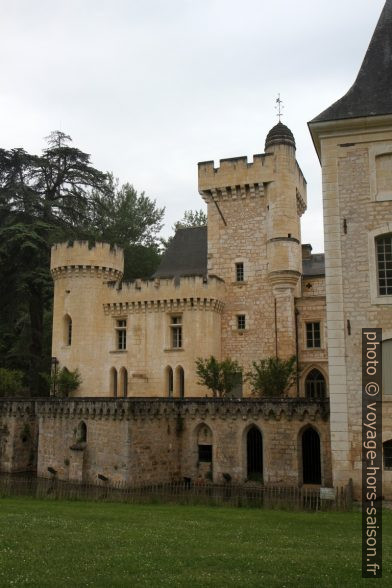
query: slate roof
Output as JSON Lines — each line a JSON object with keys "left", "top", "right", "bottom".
{"left": 311, "top": 1, "right": 392, "bottom": 123}
{"left": 153, "top": 226, "right": 208, "bottom": 278}
{"left": 302, "top": 254, "right": 325, "bottom": 277}
{"left": 265, "top": 122, "right": 296, "bottom": 150}
{"left": 153, "top": 227, "right": 325, "bottom": 279}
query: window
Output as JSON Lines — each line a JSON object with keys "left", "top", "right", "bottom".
{"left": 170, "top": 315, "right": 182, "bottom": 348}
{"left": 176, "top": 366, "right": 185, "bottom": 398}
{"left": 305, "top": 369, "right": 326, "bottom": 399}
{"left": 384, "top": 440, "right": 392, "bottom": 470}
{"left": 64, "top": 315, "right": 72, "bottom": 346}
{"left": 110, "top": 368, "right": 118, "bottom": 398}
{"left": 306, "top": 322, "right": 321, "bottom": 348}
{"left": 77, "top": 421, "right": 87, "bottom": 443}
{"left": 198, "top": 444, "right": 212, "bottom": 463}
{"left": 237, "top": 315, "right": 246, "bottom": 330}
{"left": 120, "top": 367, "right": 128, "bottom": 397}
{"left": 116, "top": 319, "right": 127, "bottom": 350}
{"left": 166, "top": 367, "right": 173, "bottom": 397}
{"left": 377, "top": 235, "right": 392, "bottom": 296}
{"left": 235, "top": 262, "right": 244, "bottom": 282}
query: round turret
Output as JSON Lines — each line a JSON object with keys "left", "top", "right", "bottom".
{"left": 265, "top": 122, "right": 296, "bottom": 151}
{"left": 51, "top": 241, "right": 124, "bottom": 281}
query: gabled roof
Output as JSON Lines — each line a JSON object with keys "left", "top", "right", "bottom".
{"left": 311, "top": 1, "right": 392, "bottom": 123}
{"left": 153, "top": 226, "right": 207, "bottom": 279}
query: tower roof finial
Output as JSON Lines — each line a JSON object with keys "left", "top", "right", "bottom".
{"left": 275, "top": 93, "right": 284, "bottom": 122}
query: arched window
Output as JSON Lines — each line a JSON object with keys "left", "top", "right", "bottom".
{"left": 305, "top": 369, "right": 326, "bottom": 399}
{"left": 302, "top": 427, "right": 321, "bottom": 484}
{"left": 120, "top": 368, "right": 128, "bottom": 398}
{"left": 110, "top": 368, "right": 118, "bottom": 398}
{"left": 166, "top": 366, "right": 174, "bottom": 397}
{"left": 246, "top": 426, "right": 263, "bottom": 481}
{"left": 64, "top": 315, "right": 72, "bottom": 346}
{"left": 382, "top": 339, "right": 392, "bottom": 395}
{"left": 77, "top": 421, "right": 87, "bottom": 443}
{"left": 175, "top": 366, "right": 185, "bottom": 398}
{"left": 383, "top": 440, "right": 392, "bottom": 470}
{"left": 376, "top": 234, "right": 392, "bottom": 296}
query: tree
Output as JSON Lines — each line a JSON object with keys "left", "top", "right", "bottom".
{"left": 89, "top": 177, "right": 164, "bottom": 280}
{"left": 173, "top": 209, "right": 207, "bottom": 232}
{"left": 162, "top": 209, "right": 207, "bottom": 250}
{"left": 0, "top": 368, "right": 24, "bottom": 397}
{"left": 196, "top": 356, "right": 242, "bottom": 398}
{"left": 247, "top": 356, "right": 297, "bottom": 398}
{"left": 0, "top": 131, "right": 165, "bottom": 394}
{"left": 44, "top": 366, "right": 82, "bottom": 397}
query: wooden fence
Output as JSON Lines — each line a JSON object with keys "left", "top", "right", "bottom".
{"left": 0, "top": 474, "right": 353, "bottom": 511}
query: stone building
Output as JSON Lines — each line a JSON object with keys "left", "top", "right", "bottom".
{"left": 308, "top": 0, "right": 392, "bottom": 496}
{"left": 1, "top": 1, "right": 392, "bottom": 498}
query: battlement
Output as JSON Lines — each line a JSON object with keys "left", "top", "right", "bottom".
{"left": 104, "top": 275, "right": 226, "bottom": 314}
{"left": 50, "top": 241, "right": 124, "bottom": 276}
{"left": 198, "top": 154, "right": 274, "bottom": 198}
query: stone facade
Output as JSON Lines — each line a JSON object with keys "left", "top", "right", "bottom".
{"left": 0, "top": 398, "right": 332, "bottom": 488}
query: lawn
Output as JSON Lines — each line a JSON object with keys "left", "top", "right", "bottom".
{"left": 0, "top": 498, "right": 390, "bottom": 587}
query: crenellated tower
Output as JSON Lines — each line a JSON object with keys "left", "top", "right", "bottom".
{"left": 198, "top": 122, "right": 307, "bottom": 387}
{"left": 50, "top": 242, "right": 124, "bottom": 396}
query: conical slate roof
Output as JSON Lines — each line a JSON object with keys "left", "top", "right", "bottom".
{"left": 311, "top": 1, "right": 392, "bottom": 123}
{"left": 265, "top": 122, "right": 296, "bottom": 150}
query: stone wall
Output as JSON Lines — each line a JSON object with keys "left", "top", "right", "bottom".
{"left": 0, "top": 401, "right": 38, "bottom": 473}
{"left": 0, "top": 398, "right": 332, "bottom": 489}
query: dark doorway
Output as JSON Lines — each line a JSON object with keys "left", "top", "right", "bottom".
{"left": 247, "top": 426, "right": 263, "bottom": 481}
{"left": 302, "top": 427, "right": 321, "bottom": 484}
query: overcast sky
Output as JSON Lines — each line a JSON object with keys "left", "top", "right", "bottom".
{"left": 0, "top": 0, "right": 386, "bottom": 251}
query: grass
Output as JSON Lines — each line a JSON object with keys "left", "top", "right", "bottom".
{"left": 0, "top": 498, "right": 390, "bottom": 587}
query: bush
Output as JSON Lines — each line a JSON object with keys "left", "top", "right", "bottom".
{"left": 195, "top": 356, "right": 242, "bottom": 398}
{"left": 43, "top": 366, "right": 82, "bottom": 397}
{"left": 0, "top": 368, "right": 24, "bottom": 397}
{"left": 247, "top": 356, "right": 297, "bottom": 398}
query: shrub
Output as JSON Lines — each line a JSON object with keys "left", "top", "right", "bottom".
{"left": 247, "top": 356, "right": 297, "bottom": 398}
{"left": 195, "top": 356, "right": 242, "bottom": 398}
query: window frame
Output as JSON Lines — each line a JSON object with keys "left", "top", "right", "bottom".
{"left": 235, "top": 262, "right": 245, "bottom": 282}
{"left": 376, "top": 234, "right": 392, "bottom": 297}
{"left": 306, "top": 322, "right": 321, "bottom": 349}
{"left": 369, "top": 226, "right": 392, "bottom": 305}
{"left": 170, "top": 315, "right": 183, "bottom": 349}
{"left": 115, "top": 319, "right": 127, "bottom": 351}
{"left": 237, "top": 314, "right": 246, "bottom": 331}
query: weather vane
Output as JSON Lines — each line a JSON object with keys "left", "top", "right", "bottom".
{"left": 275, "top": 94, "right": 284, "bottom": 122}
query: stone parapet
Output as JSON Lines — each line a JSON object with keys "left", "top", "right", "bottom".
{"left": 51, "top": 241, "right": 124, "bottom": 279}
{"left": 23, "top": 397, "right": 330, "bottom": 422}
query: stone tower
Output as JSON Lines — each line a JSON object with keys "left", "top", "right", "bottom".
{"left": 51, "top": 242, "right": 124, "bottom": 395}
{"left": 198, "top": 123, "right": 307, "bottom": 386}
{"left": 309, "top": 0, "right": 392, "bottom": 494}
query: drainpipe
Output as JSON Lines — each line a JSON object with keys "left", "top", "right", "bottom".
{"left": 295, "top": 306, "right": 300, "bottom": 397}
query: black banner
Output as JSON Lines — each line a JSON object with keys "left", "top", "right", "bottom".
{"left": 362, "top": 328, "right": 382, "bottom": 578}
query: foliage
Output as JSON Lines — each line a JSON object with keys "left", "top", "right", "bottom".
{"left": 162, "top": 209, "right": 207, "bottom": 250}
{"left": 195, "top": 356, "right": 242, "bottom": 398}
{"left": 44, "top": 366, "right": 82, "bottom": 398}
{"left": 173, "top": 209, "right": 207, "bottom": 232}
{"left": 0, "top": 368, "right": 24, "bottom": 397}
{"left": 0, "top": 132, "right": 164, "bottom": 393}
{"left": 247, "top": 356, "right": 297, "bottom": 397}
